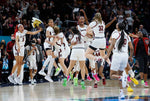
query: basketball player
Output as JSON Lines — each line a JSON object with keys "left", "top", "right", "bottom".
{"left": 26, "top": 40, "right": 39, "bottom": 85}
{"left": 52, "top": 26, "right": 70, "bottom": 77}
{"left": 63, "top": 28, "right": 86, "bottom": 89}
{"left": 104, "top": 23, "right": 134, "bottom": 99}
{"left": 38, "top": 19, "right": 56, "bottom": 82}
{"left": 8, "top": 24, "right": 42, "bottom": 84}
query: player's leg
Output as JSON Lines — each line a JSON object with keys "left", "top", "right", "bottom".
{"left": 39, "top": 49, "right": 52, "bottom": 76}
{"left": 79, "top": 60, "right": 86, "bottom": 89}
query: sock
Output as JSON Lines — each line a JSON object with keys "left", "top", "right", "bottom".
{"left": 92, "top": 70, "right": 96, "bottom": 75}
{"left": 128, "top": 69, "right": 135, "bottom": 78}
{"left": 87, "top": 74, "right": 89, "bottom": 77}
{"left": 120, "top": 89, "right": 123, "bottom": 93}
{"left": 43, "top": 55, "right": 51, "bottom": 67}
{"left": 102, "top": 77, "right": 105, "bottom": 79}
{"left": 47, "top": 57, "right": 54, "bottom": 75}
{"left": 95, "top": 80, "right": 97, "bottom": 84}
{"left": 82, "top": 79, "right": 84, "bottom": 82}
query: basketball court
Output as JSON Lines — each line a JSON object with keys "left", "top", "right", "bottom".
{"left": 0, "top": 80, "right": 149, "bottom": 101}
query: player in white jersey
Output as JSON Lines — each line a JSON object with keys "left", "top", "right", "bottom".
{"left": 8, "top": 24, "right": 42, "bottom": 84}
{"left": 104, "top": 23, "right": 134, "bottom": 99}
{"left": 52, "top": 26, "right": 70, "bottom": 76}
{"left": 38, "top": 19, "right": 55, "bottom": 82}
{"left": 63, "top": 28, "right": 86, "bottom": 89}
{"left": 26, "top": 40, "right": 39, "bottom": 85}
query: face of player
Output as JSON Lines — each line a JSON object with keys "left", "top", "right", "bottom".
{"left": 48, "top": 20, "right": 54, "bottom": 27}
{"left": 79, "top": 17, "right": 85, "bottom": 26}
{"left": 116, "top": 23, "right": 119, "bottom": 30}
{"left": 18, "top": 25, "right": 24, "bottom": 33}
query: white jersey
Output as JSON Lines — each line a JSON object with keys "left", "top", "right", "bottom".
{"left": 26, "top": 46, "right": 39, "bottom": 59}
{"left": 45, "top": 26, "right": 55, "bottom": 42}
{"left": 77, "top": 25, "right": 93, "bottom": 49}
{"left": 55, "top": 32, "right": 69, "bottom": 51}
{"left": 89, "top": 21, "right": 105, "bottom": 37}
{"left": 71, "top": 34, "right": 84, "bottom": 49}
{"left": 111, "top": 30, "right": 131, "bottom": 53}
{"left": 15, "top": 30, "right": 27, "bottom": 47}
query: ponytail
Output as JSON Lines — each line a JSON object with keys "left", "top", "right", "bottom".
{"left": 14, "top": 25, "right": 18, "bottom": 38}
{"left": 118, "top": 30, "right": 124, "bottom": 51}
{"left": 117, "top": 23, "right": 125, "bottom": 51}
{"left": 93, "top": 13, "right": 102, "bottom": 24}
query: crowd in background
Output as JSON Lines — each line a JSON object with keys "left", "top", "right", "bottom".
{"left": 0, "top": 0, "right": 150, "bottom": 84}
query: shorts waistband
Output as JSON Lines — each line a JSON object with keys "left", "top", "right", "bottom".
{"left": 94, "top": 37, "right": 104, "bottom": 39}
{"left": 72, "top": 47, "right": 85, "bottom": 49}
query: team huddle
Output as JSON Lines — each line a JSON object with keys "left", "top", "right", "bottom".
{"left": 7, "top": 12, "right": 139, "bottom": 99}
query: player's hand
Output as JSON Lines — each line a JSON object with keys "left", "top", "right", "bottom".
{"left": 104, "top": 55, "right": 109, "bottom": 60}
{"left": 80, "top": 9, "right": 85, "bottom": 13}
{"left": 39, "top": 27, "right": 43, "bottom": 31}
{"left": 113, "top": 17, "right": 117, "bottom": 20}
{"left": 129, "top": 56, "right": 133, "bottom": 62}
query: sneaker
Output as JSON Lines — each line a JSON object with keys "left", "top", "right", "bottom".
{"left": 87, "top": 76, "right": 92, "bottom": 81}
{"left": 127, "top": 76, "right": 131, "bottom": 82}
{"left": 31, "top": 79, "right": 34, "bottom": 85}
{"left": 38, "top": 70, "right": 46, "bottom": 76}
{"left": 93, "top": 74, "right": 100, "bottom": 82}
{"left": 70, "top": 72, "right": 73, "bottom": 80}
{"left": 141, "top": 80, "right": 144, "bottom": 85}
{"left": 144, "top": 82, "right": 149, "bottom": 88}
{"left": 127, "top": 85, "right": 133, "bottom": 92}
{"left": 119, "top": 92, "right": 125, "bottom": 99}
{"left": 80, "top": 81, "right": 85, "bottom": 90}
{"left": 122, "top": 71, "right": 127, "bottom": 88}
{"left": 44, "top": 75, "right": 53, "bottom": 82}
{"left": 102, "top": 78, "right": 106, "bottom": 85}
{"left": 94, "top": 83, "right": 98, "bottom": 88}
{"left": 54, "top": 67, "right": 61, "bottom": 76}
{"left": 14, "top": 76, "right": 22, "bottom": 85}
{"left": 8, "top": 75, "right": 16, "bottom": 84}
{"left": 62, "top": 78, "right": 67, "bottom": 87}
{"left": 130, "top": 77, "right": 139, "bottom": 85}
{"left": 73, "top": 77, "right": 78, "bottom": 86}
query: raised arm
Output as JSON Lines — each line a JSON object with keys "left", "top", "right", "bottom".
{"left": 105, "top": 17, "right": 117, "bottom": 29}
{"left": 26, "top": 28, "right": 42, "bottom": 35}
{"left": 80, "top": 9, "right": 89, "bottom": 25}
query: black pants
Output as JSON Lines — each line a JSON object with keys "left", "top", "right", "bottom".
{"left": 8, "top": 59, "right": 14, "bottom": 75}
{"left": 137, "top": 56, "right": 148, "bottom": 74}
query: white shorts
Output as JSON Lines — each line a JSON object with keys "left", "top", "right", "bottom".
{"left": 70, "top": 49, "right": 85, "bottom": 61}
{"left": 111, "top": 53, "right": 128, "bottom": 71}
{"left": 13, "top": 45, "right": 25, "bottom": 56}
{"left": 90, "top": 38, "right": 106, "bottom": 50}
{"left": 61, "top": 47, "right": 70, "bottom": 58}
{"left": 44, "top": 42, "right": 52, "bottom": 50}
{"left": 27, "top": 58, "right": 37, "bottom": 70}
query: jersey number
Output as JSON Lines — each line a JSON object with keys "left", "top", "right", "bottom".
{"left": 99, "top": 26, "right": 103, "bottom": 31}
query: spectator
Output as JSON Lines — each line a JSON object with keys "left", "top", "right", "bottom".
{"left": 55, "top": 14, "right": 62, "bottom": 28}
{"left": 126, "top": 14, "right": 134, "bottom": 32}
{"left": 6, "top": 34, "right": 15, "bottom": 75}
{"left": 33, "top": 5, "right": 40, "bottom": 19}
{"left": 133, "top": 31, "right": 149, "bottom": 87}
{"left": 0, "top": 40, "right": 6, "bottom": 83}
{"left": 139, "top": 25, "right": 148, "bottom": 37}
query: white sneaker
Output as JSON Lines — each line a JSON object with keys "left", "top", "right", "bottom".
{"left": 119, "top": 92, "right": 125, "bottom": 99}
{"left": 14, "top": 76, "right": 22, "bottom": 85}
{"left": 8, "top": 75, "right": 16, "bottom": 84}
{"left": 31, "top": 79, "right": 35, "bottom": 85}
{"left": 44, "top": 75, "right": 53, "bottom": 82}
{"left": 122, "top": 71, "right": 127, "bottom": 88}
{"left": 38, "top": 70, "right": 46, "bottom": 76}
